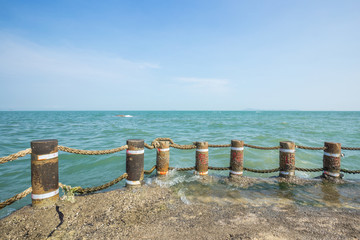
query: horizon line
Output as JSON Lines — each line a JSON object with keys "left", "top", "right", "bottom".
{"left": 1, "top": 109, "right": 359, "bottom": 112}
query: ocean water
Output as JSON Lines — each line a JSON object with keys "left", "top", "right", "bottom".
{"left": 1, "top": 111, "right": 360, "bottom": 218}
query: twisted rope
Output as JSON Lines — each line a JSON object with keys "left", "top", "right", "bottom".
{"left": 145, "top": 138, "right": 175, "bottom": 149}
{"left": 244, "top": 167, "right": 280, "bottom": 173}
{"left": 1, "top": 138, "right": 359, "bottom": 168}
{"left": 208, "top": 144, "right": 231, "bottom": 148}
{"left": 296, "top": 145, "right": 326, "bottom": 150}
{"left": 341, "top": 169, "right": 360, "bottom": 174}
{"left": 0, "top": 187, "right": 32, "bottom": 210}
{"left": 2, "top": 167, "right": 359, "bottom": 209}
{"left": 168, "top": 166, "right": 196, "bottom": 171}
{"left": 152, "top": 138, "right": 174, "bottom": 144}
{"left": 58, "top": 145, "right": 128, "bottom": 155}
{"left": 59, "top": 173, "right": 128, "bottom": 194}
{"left": 167, "top": 166, "right": 281, "bottom": 173}
{"left": 244, "top": 144, "right": 280, "bottom": 150}
{"left": 0, "top": 148, "right": 31, "bottom": 164}
{"left": 144, "top": 143, "right": 155, "bottom": 149}
{"left": 208, "top": 166, "right": 230, "bottom": 170}
{"left": 341, "top": 147, "right": 360, "bottom": 150}
{"left": 169, "top": 144, "right": 196, "bottom": 149}
{"left": 144, "top": 165, "right": 156, "bottom": 174}
{"left": 295, "top": 167, "right": 323, "bottom": 172}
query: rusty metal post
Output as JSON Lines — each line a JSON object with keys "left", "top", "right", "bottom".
{"left": 229, "top": 140, "right": 244, "bottom": 177}
{"left": 31, "top": 139, "right": 59, "bottom": 207}
{"left": 156, "top": 141, "right": 170, "bottom": 175}
{"left": 195, "top": 142, "right": 208, "bottom": 175}
{"left": 279, "top": 141, "right": 295, "bottom": 178}
{"left": 322, "top": 142, "right": 341, "bottom": 179}
{"left": 126, "top": 139, "right": 144, "bottom": 186}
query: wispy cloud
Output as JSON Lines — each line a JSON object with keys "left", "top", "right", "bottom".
{"left": 177, "top": 77, "right": 231, "bottom": 94}
{"left": 0, "top": 33, "right": 160, "bottom": 84}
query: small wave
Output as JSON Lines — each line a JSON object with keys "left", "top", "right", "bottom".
{"left": 149, "top": 170, "right": 199, "bottom": 188}
{"left": 178, "top": 189, "right": 191, "bottom": 205}
{"left": 115, "top": 115, "right": 133, "bottom": 118}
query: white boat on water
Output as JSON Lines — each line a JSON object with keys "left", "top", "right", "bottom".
{"left": 116, "top": 114, "right": 133, "bottom": 117}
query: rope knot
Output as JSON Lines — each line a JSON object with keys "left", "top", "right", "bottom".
{"left": 152, "top": 141, "right": 161, "bottom": 148}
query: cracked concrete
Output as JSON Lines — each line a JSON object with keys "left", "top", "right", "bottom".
{"left": 1, "top": 182, "right": 360, "bottom": 239}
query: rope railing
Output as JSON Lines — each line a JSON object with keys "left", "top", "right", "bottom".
{"left": 59, "top": 172, "right": 128, "bottom": 195}
{"left": 243, "top": 144, "right": 280, "bottom": 150}
{"left": 0, "top": 148, "right": 31, "bottom": 164}
{"left": 144, "top": 143, "right": 155, "bottom": 149}
{"left": 169, "top": 144, "right": 196, "bottom": 149}
{"left": 244, "top": 167, "right": 280, "bottom": 173}
{"left": 208, "top": 166, "right": 230, "bottom": 170}
{"left": 2, "top": 163, "right": 360, "bottom": 210}
{"left": 1, "top": 138, "right": 360, "bottom": 210}
{"left": 340, "top": 169, "right": 360, "bottom": 174}
{"left": 341, "top": 147, "right": 360, "bottom": 150}
{"left": 208, "top": 144, "right": 231, "bottom": 148}
{"left": 295, "top": 167, "right": 324, "bottom": 172}
{"left": 0, "top": 187, "right": 32, "bottom": 210}
{"left": 144, "top": 165, "right": 157, "bottom": 174}
{"left": 1, "top": 165, "right": 155, "bottom": 209}
{"left": 2, "top": 138, "right": 360, "bottom": 165}
{"left": 296, "top": 145, "right": 326, "bottom": 150}
{"left": 58, "top": 145, "right": 128, "bottom": 155}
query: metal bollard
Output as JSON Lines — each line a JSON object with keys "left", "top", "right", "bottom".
{"left": 156, "top": 141, "right": 170, "bottom": 175}
{"left": 229, "top": 140, "right": 244, "bottom": 177}
{"left": 126, "top": 139, "right": 144, "bottom": 186}
{"left": 31, "top": 139, "right": 59, "bottom": 207}
{"left": 195, "top": 142, "right": 208, "bottom": 175}
{"left": 323, "top": 142, "right": 341, "bottom": 179}
{"left": 279, "top": 141, "right": 296, "bottom": 178}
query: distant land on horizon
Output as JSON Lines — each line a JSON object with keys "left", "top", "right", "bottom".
{"left": 1, "top": 109, "right": 359, "bottom": 112}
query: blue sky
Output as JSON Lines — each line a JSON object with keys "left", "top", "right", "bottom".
{"left": 0, "top": 0, "right": 359, "bottom": 111}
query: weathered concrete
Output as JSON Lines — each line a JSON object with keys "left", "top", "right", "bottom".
{"left": 1, "top": 183, "right": 360, "bottom": 240}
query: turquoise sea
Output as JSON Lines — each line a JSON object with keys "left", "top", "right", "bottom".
{"left": 1, "top": 111, "right": 360, "bottom": 218}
